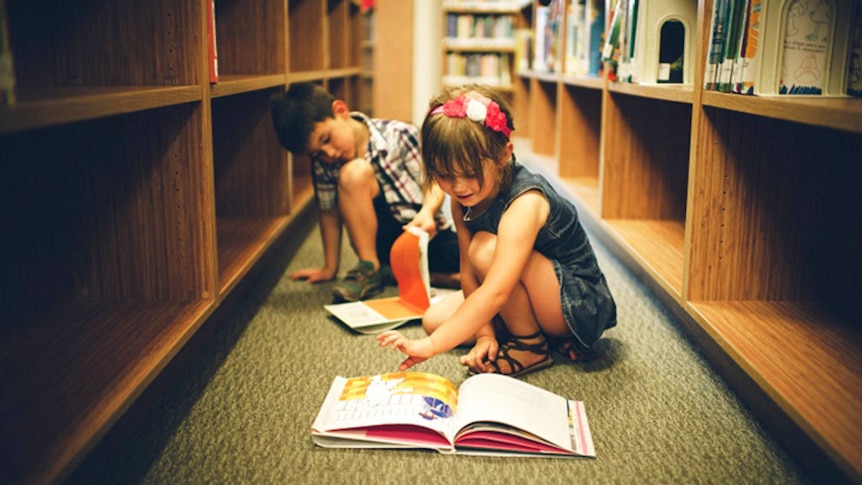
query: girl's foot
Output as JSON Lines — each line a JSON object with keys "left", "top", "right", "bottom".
{"left": 547, "top": 335, "right": 580, "bottom": 361}
{"left": 475, "top": 331, "right": 554, "bottom": 378}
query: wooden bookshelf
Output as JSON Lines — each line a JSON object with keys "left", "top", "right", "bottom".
{"left": 441, "top": 1, "right": 532, "bottom": 123}
{"left": 0, "top": 1, "right": 368, "bottom": 483}
{"left": 515, "top": 0, "right": 862, "bottom": 482}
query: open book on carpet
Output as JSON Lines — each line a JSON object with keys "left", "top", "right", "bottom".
{"left": 311, "top": 371, "right": 595, "bottom": 458}
{"left": 324, "top": 227, "right": 453, "bottom": 334}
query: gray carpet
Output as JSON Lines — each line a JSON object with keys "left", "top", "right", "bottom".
{"left": 69, "top": 202, "right": 810, "bottom": 484}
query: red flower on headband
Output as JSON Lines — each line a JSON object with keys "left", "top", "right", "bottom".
{"left": 442, "top": 96, "right": 468, "bottom": 117}
{"left": 484, "top": 102, "right": 509, "bottom": 135}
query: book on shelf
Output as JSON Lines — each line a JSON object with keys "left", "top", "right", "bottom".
{"left": 0, "top": 0, "right": 15, "bottom": 105}
{"left": 311, "top": 371, "right": 596, "bottom": 458}
{"left": 534, "top": 0, "right": 565, "bottom": 73}
{"left": 736, "top": 0, "right": 762, "bottom": 94}
{"left": 601, "top": 0, "right": 624, "bottom": 80}
{"left": 324, "top": 227, "right": 454, "bottom": 335}
{"left": 718, "top": 0, "right": 749, "bottom": 93}
{"left": 533, "top": 4, "right": 549, "bottom": 72}
{"left": 611, "top": 0, "right": 695, "bottom": 85}
{"left": 206, "top": 0, "right": 218, "bottom": 84}
{"left": 704, "top": 0, "right": 730, "bottom": 90}
{"left": 564, "top": 1, "right": 585, "bottom": 76}
{"left": 514, "top": 28, "right": 533, "bottom": 71}
{"left": 619, "top": 0, "right": 640, "bottom": 83}
{"left": 584, "top": 0, "right": 606, "bottom": 77}
{"left": 707, "top": 0, "right": 856, "bottom": 96}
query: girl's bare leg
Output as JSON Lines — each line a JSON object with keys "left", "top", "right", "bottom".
{"left": 468, "top": 231, "right": 570, "bottom": 373}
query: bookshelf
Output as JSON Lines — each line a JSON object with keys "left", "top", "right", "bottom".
{"left": 0, "top": 1, "right": 369, "bottom": 483}
{"left": 516, "top": 0, "right": 862, "bottom": 482}
{"left": 441, "top": 1, "right": 532, "bottom": 92}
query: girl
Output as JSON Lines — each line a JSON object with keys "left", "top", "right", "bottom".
{"left": 377, "top": 85, "right": 616, "bottom": 377}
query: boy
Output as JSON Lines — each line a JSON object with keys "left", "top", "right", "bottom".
{"left": 270, "top": 82, "right": 459, "bottom": 302}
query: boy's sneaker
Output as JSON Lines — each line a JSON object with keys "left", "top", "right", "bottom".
{"left": 379, "top": 264, "right": 397, "bottom": 286}
{"left": 332, "top": 260, "right": 383, "bottom": 302}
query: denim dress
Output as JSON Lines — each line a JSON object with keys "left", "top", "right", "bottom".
{"left": 462, "top": 161, "right": 617, "bottom": 353}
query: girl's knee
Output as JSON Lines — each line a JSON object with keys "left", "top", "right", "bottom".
{"left": 422, "top": 290, "right": 464, "bottom": 335}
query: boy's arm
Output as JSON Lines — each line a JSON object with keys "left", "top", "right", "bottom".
{"left": 318, "top": 208, "right": 342, "bottom": 277}
{"left": 291, "top": 208, "right": 342, "bottom": 283}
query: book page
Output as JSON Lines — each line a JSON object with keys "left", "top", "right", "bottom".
{"left": 323, "top": 228, "right": 432, "bottom": 332}
{"left": 312, "top": 372, "right": 460, "bottom": 448}
{"left": 453, "top": 373, "right": 592, "bottom": 456}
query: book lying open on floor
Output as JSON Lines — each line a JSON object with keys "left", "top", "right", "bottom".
{"left": 311, "top": 371, "right": 595, "bottom": 458}
{"left": 325, "top": 227, "right": 453, "bottom": 334}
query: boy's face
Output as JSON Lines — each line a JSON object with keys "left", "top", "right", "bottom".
{"left": 305, "top": 100, "right": 358, "bottom": 164}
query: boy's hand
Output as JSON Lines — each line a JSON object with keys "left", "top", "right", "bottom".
{"left": 289, "top": 267, "right": 336, "bottom": 284}
{"left": 376, "top": 331, "right": 435, "bottom": 371}
{"left": 459, "top": 335, "right": 499, "bottom": 373}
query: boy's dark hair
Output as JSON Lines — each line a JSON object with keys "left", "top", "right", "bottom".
{"left": 270, "top": 82, "right": 336, "bottom": 154}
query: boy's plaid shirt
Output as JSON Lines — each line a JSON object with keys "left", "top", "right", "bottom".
{"left": 311, "top": 112, "right": 451, "bottom": 230}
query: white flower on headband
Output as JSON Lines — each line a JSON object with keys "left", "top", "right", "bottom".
{"left": 465, "top": 99, "right": 487, "bottom": 123}
{"left": 431, "top": 94, "right": 512, "bottom": 137}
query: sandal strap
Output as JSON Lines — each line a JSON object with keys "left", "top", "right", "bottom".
{"left": 502, "top": 330, "right": 549, "bottom": 355}
{"left": 484, "top": 331, "right": 552, "bottom": 377}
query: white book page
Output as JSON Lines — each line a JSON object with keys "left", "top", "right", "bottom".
{"left": 453, "top": 373, "right": 572, "bottom": 452}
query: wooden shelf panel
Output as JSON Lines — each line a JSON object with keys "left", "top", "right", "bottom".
{"left": 1, "top": 0, "right": 369, "bottom": 483}
{"left": 702, "top": 91, "right": 862, "bottom": 135}
{"left": 561, "top": 176, "right": 600, "bottom": 216}
{"left": 608, "top": 82, "right": 694, "bottom": 104}
{"left": 442, "top": 2, "right": 523, "bottom": 14}
{"left": 687, "top": 300, "right": 862, "bottom": 480}
{"left": 0, "top": 299, "right": 214, "bottom": 485}
{"left": 0, "top": 86, "right": 202, "bottom": 134}
{"left": 215, "top": 0, "right": 286, "bottom": 76}
{"left": 211, "top": 75, "right": 287, "bottom": 98}
{"left": 288, "top": 0, "right": 325, "bottom": 72}
{"left": 603, "top": 219, "right": 686, "bottom": 297}
{"left": 216, "top": 216, "right": 291, "bottom": 295}
{"left": 560, "top": 75, "right": 605, "bottom": 90}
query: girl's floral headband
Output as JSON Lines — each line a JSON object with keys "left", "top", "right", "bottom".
{"left": 430, "top": 94, "right": 512, "bottom": 138}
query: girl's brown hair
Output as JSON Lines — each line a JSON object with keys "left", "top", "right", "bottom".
{"left": 420, "top": 84, "right": 515, "bottom": 191}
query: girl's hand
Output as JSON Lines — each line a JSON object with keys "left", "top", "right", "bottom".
{"left": 405, "top": 211, "right": 438, "bottom": 238}
{"left": 289, "top": 267, "right": 336, "bottom": 284}
{"left": 376, "top": 331, "right": 435, "bottom": 371}
{"left": 459, "top": 336, "right": 499, "bottom": 373}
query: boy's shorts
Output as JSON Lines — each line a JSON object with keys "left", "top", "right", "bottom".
{"left": 374, "top": 195, "right": 459, "bottom": 274}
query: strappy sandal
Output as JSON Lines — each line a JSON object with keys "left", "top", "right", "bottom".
{"left": 475, "top": 330, "right": 555, "bottom": 378}
{"left": 546, "top": 335, "right": 581, "bottom": 362}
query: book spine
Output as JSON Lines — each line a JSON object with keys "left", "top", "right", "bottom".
{"left": 207, "top": 0, "right": 218, "bottom": 84}
{"left": 586, "top": 0, "right": 605, "bottom": 77}
{"left": 738, "top": 0, "right": 761, "bottom": 95}
{"left": 704, "top": 0, "right": 729, "bottom": 91}
{"left": 602, "top": 0, "right": 623, "bottom": 81}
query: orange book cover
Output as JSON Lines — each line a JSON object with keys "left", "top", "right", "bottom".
{"left": 324, "top": 228, "right": 453, "bottom": 334}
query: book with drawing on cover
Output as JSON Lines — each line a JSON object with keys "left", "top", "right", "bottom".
{"left": 311, "top": 371, "right": 595, "bottom": 458}
{"left": 324, "top": 227, "right": 453, "bottom": 335}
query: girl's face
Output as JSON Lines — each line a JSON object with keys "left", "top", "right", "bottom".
{"left": 435, "top": 159, "right": 499, "bottom": 208}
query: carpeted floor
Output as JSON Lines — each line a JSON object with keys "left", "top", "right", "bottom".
{"left": 68, "top": 176, "right": 810, "bottom": 484}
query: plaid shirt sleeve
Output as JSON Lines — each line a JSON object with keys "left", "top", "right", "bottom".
{"left": 374, "top": 119, "right": 452, "bottom": 230}
{"left": 311, "top": 157, "right": 340, "bottom": 211}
